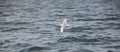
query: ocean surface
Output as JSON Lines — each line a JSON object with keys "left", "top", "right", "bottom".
{"left": 0, "top": 0, "right": 120, "bottom": 52}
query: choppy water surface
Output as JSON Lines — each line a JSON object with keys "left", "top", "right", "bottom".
{"left": 0, "top": 0, "right": 120, "bottom": 52}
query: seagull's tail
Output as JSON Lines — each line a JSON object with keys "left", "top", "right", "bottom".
{"left": 60, "top": 27, "right": 64, "bottom": 33}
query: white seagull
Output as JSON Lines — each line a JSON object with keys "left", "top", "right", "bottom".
{"left": 60, "top": 18, "right": 68, "bottom": 33}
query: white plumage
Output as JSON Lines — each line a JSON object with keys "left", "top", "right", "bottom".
{"left": 60, "top": 18, "right": 68, "bottom": 33}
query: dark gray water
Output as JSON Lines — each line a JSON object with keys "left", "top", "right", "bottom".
{"left": 0, "top": 0, "right": 120, "bottom": 52}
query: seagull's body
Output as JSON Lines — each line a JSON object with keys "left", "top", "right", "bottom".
{"left": 60, "top": 18, "right": 68, "bottom": 33}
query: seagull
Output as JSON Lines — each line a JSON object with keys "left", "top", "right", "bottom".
{"left": 60, "top": 18, "right": 68, "bottom": 33}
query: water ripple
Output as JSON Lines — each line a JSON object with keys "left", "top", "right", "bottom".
{"left": 19, "top": 46, "right": 51, "bottom": 52}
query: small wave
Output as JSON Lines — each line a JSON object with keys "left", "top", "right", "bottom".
{"left": 1, "top": 27, "right": 27, "bottom": 32}
{"left": 103, "top": 45, "right": 120, "bottom": 49}
{"left": 0, "top": 27, "right": 8, "bottom": 30}
{"left": 0, "top": 21, "right": 31, "bottom": 25}
{"left": 76, "top": 18, "right": 120, "bottom": 21}
{"left": 66, "top": 27, "right": 108, "bottom": 32}
{"left": 66, "top": 27, "right": 92, "bottom": 32}
{"left": 1, "top": 42, "right": 31, "bottom": 49}
{"left": 54, "top": 14, "right": 67, "bottom": 17}
{"left": 0, "top": 13, "right": 12, "bottom": 17}
{"left": 106, "top": 23, "right": 120, "bottom": 26}
{"left": 19, "top": 46, "right": 51, "bottom": 52}
{"left": 71, "top": 14, "right": 86, "bottom": 17}
{"left": 105, "top": 14, "right": 120, "bottom": 17}
{"left": 54, "top": 6, "right": 75, "bottom": 9}
{"left": 45, "top": 24, "right": 60, "bottom": 28}
{"left": 13, "top": 43, "right": 31, "bottom": 48}
{"left": 40, "top": 30, "right": 53, "bottom": 34}
{"left": 0, "top": 39, "right": 14, "bottom": 48}
{"left": 73, "top": 49, "right": 94, "bottom": 52}
{"left": 107, "top": 50, "right": 120, "bottom": 52}
{"left": 58, "top": 36, "right": 120, "bottom": 43}
{"left": 105, "top": 23, "right": 120, "bottom": 29}
{"left": 58, "top": 36, "right": 100, "bottom": 42}
{"left": 98, "top": 36, "right": 120, "bottom": 42}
